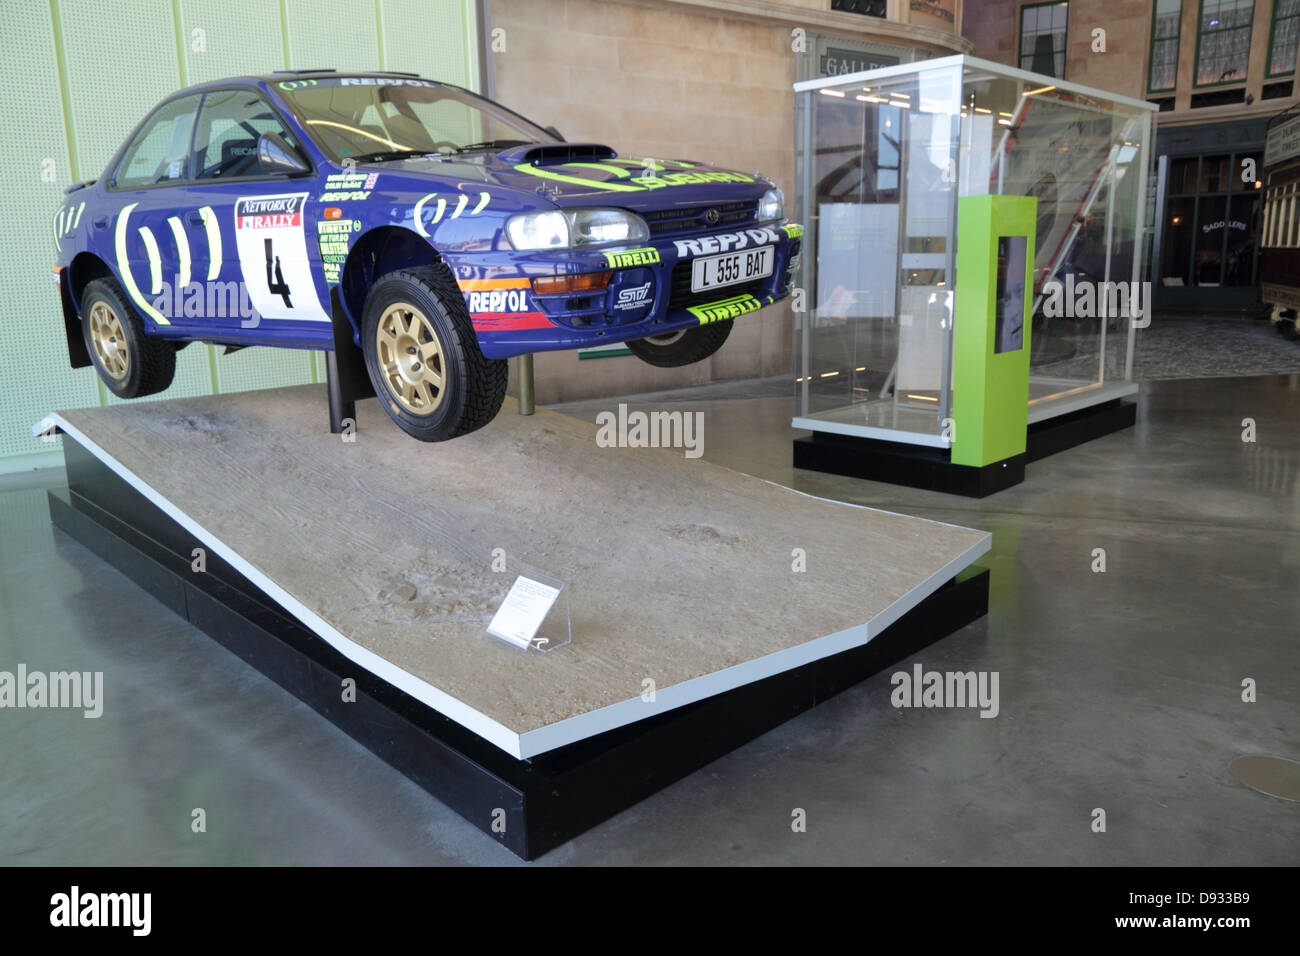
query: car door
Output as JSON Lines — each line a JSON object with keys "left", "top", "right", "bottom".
{"left": 101, "top": 93, "right": 204, "bottom": 332}
{"left": 185, "top": 87, "right": 332, "bottom": 341}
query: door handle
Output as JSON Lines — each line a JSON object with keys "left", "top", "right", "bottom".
{"left": 92, "top": 216, "right": 109, "bottom": 230}
{"left": 185, "top": 211, "right": 204, "bottom": 226}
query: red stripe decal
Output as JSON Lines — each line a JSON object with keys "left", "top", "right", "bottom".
{"left": 470, "top": 311, "right": 554, "bottom": 331}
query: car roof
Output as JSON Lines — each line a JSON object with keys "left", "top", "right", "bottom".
{"left": 177, "top": 71, "right": 467, "bottom": 95}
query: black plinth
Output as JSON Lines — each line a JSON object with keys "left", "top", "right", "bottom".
{"left": 1024, "top": 398, "right": 1138, "bottom": 463}
{"left": 794, "top": 399, "right": 1137, "bottom": 497}
{"left": 48, "top": 437, "right": 989, "bottom": 860}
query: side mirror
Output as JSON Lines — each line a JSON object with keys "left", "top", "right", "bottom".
{"left": 258, "top": 133, "right": 310, "bottom": 175}
{"left": 544, "top": 125, "right": 565, "bottom": 143}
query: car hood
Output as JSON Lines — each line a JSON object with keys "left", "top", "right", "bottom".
{"left": 360, "top": 143, "right": 772, "bottom": 212}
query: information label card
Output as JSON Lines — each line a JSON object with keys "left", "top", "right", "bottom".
{"left": 487, "top": 575, "right": 561, "bottom": 650}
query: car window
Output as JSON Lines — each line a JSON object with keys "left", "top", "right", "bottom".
{"left": 114, "top": 95, "right": 201, "bottom": 188}
{"left": 192, "top": 89, "right": 302, "bottom": 181}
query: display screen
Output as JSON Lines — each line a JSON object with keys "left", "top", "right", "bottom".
{"left": 995, "top": 235, "right": 1027, "bottom": 354}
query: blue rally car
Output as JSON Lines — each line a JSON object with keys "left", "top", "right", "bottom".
{"left": 53, "top": 70, "right": 802, "bottom": 440}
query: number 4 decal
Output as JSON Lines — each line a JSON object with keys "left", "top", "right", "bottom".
{"left": 234, "top": 192, "right": 330, "bottom": 322}
{"left": 264, "top": 237, "right": 292, "bottom": 308}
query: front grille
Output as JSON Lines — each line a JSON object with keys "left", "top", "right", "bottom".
{"left": 645, "top": 200, "right": 758, "bottom": 237}
{"left": 668, "top": 261, "right": 769, "bottom": 312}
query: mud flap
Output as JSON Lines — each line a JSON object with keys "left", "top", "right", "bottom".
{"left": 61, "top": 271, "right": 91, "bottom": 369}
{"left": 327, "top": 287, "right": 375, "bottom": 434}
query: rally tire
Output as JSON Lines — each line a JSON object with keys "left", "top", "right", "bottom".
{"left": 80, "top": 277, "right": 176, "bottom": 398}
{"left": 627, "top": 320, "right": 734, "bottom": 368}
{"left": 360, "top": 265, "right": 507, "bottom": 441}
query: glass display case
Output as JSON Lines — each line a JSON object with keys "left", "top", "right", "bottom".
{"left": 793, "top": 55, "right": 1154, "bottom": 447}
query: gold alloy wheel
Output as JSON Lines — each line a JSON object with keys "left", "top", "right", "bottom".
{"left": 376, "top": 301, "right": 446, "bottom": 415}
{"left": 88, "top": 301, "right": 130, "bottom": 381}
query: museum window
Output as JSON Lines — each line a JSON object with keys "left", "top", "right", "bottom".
{"left": 1148, "top": 0, "right": 1183, "bottom": 92}
{"left": 1160, "top": 150, "right": 1264, "bottom": 287}
{"left": 1267, "top": 0, "right": 1300, "bottom": 76}
{"left": 1194, "top": 0, "right": 1255, "bottom": 87}
{"left": 1019, "top": 2, "right": 1069, "bottom": 78}
{"left": 830, "top": 0, "right": 887, "bottom": 17}
{"left": 1191, "top": 86, "right": 1248, "bottom": 105}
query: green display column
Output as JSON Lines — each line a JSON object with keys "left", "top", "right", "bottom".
{"left": 950, "top": 195, "right": 1037, "bottom": 469}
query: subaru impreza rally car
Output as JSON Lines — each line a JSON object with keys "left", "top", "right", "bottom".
{"left": 53, "top": 70, "right": 803, "bottom": 441}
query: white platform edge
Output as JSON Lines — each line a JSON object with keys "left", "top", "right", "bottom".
{"left": 515, "top": 532, "right": 990, "bottom": 756}
{"left": 1026, "top": 380, "right": 1139, "bottom": 424}
{"left": 792, "top": 416, "right": 951, "bottom": 448}
{"left": 38, "top": 411, "right": 991, "bottom": 760}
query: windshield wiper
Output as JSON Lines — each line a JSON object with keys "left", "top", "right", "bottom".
{"left": 453, "top": 139, "right": 532, "bottom": 154}
{"left": 346, "top": 149, "right": 420, "bottom": 164}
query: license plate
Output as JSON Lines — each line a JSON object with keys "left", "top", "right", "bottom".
{"left": 691, "top": 246, "right": 774, "bottom": 293}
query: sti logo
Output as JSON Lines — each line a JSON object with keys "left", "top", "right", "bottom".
{"left": 615, "top": 282, "right": 652, "bottom": 310}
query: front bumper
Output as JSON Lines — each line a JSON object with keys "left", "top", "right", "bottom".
{"left": 448, "top": 221, "right": 803, "bottom": 360}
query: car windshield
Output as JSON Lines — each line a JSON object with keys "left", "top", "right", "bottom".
{"left": 275, "top": 78, "right": 558, "bottom": 162}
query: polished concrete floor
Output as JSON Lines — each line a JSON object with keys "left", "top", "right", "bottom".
{"left": 1, "top": 374, "right": 1297, "bottom": 865}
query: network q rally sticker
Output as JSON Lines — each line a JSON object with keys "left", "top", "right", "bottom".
{"left": 233, "top": 192, "right": 330, "bottom": 322}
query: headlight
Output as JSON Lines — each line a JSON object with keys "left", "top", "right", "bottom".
{"left": 506, "top": 208, "right": 648, "bottom": 250}
{"left": 758, "top": 187, "right": 784, "bottom": 221}
{"left": 505, "top": 210, "right": 569, "bottom": 250}
{"left": 569, "top": 208, "right": 648, "bottom": 245}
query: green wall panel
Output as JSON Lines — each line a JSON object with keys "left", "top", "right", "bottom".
{"left": 58, "top": 0, "right": 181, "bottom": 180}
{"left": 56, "top": 0, "right": 213, "bottom": 405}
{"left": 0, "top": 0, "right": 476, "bottom": 470}
{"left": 381, "top": 0, "right": 474, "bottom": 86}
{"left": 177, "top": 0, "right": 288, "bottom": 84}
{"left": 0, "top": 3, "right": 98, "bottom": 460}
{"left": 285, "top": 0, "right": 381, "bottom": 71}
{"left": 215, "top": 348, "right": 317, "bottom": 394}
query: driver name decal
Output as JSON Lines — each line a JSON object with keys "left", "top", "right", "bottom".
{"left": 320, "top": 172, "right": 377, "bottom": 202}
